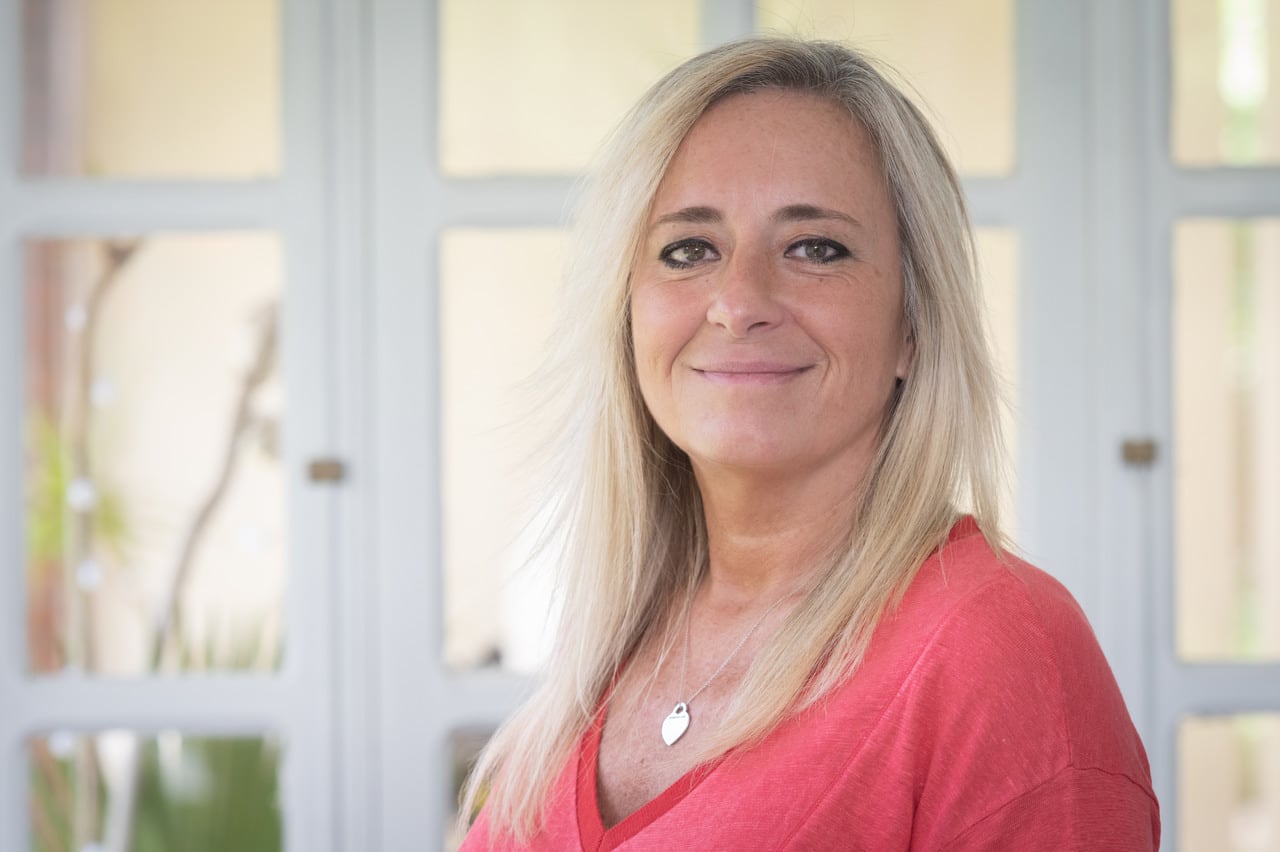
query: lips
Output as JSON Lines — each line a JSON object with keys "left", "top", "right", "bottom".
{"left": 692, "top": 361, "right": 813, "bottom": 384}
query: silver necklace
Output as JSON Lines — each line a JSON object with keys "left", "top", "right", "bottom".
{"left": 660, "top": 592, "right": 791, "bottom": 746}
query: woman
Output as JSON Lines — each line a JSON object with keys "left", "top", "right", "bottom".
{"left": 460, "top": 38, "right": 1158, "bottom": 850}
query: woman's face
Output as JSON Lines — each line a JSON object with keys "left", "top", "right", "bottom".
{"left": 630, "top": 89, "right": 912, "bottom": 482}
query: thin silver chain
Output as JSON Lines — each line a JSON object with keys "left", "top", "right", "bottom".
{"left": 677, "top": 591, "right": 792, "bottom": 706}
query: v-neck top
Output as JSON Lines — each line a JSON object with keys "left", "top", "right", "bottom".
{"left": 461, "top": 519, "right": 1159, "bottom": 851}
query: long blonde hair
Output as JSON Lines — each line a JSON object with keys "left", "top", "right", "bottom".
{"left": 461, "top": 37, "right": 1006, "bottom": 841}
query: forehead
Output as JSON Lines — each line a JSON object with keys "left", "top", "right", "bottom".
{"left": 651, "top": 89, "right": 888, "bottom": 220}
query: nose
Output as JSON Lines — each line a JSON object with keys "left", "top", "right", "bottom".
{"left": 706, "top": 248, "right": 785, "bottom": 338}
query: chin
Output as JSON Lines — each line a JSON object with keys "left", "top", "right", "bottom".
{"left": 684, "top": 433, "right": 809, "bottom": 473}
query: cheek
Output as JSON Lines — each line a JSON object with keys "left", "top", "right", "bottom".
{"left": 628, "top": 294, "right": 670, "bottom": 416}
{"left": 630, "top": 289, "right": 697, "bottom": 377}
{"left": 807, "top": 296, "right": 906, "bottom": 377}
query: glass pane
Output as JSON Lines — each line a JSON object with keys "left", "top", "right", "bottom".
{"left": 22, "top": 0, "right": 280, "bottom": 178}
{"left": 441, "top": 230, "right": 561, "bottom": 671}
{"left": 24, "top": 234, "right": 287, "bottom": 675}
{"left": 438, "top": 0, "right": 700, "bottom": 175}
{"left": 29, "top": 731, "right": 282, "bottom": 852}
{"left": 1174, "top": 219, "right": 1280, "bottom": 661}
{"left": 1179, "top": 714, "right": 1280, "bottom": 851}
{"left": 1172, "top": 0, "right": 1280, "bottom": 167}
{"left": 446, "top": 729, "right": 492, "bottom": 851}
{"left": 756, "top": 0, "right": 1016, "bottom": 176}
{"left": 974, "top": 228, "right": 1020, "bottom": 534}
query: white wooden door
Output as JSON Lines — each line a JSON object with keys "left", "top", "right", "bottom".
{"left": 0, "top": 0, "right": 346, "bottom": 850}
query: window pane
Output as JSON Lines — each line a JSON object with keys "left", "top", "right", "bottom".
{"left": 756, "top": 0, "right": 1016, "bottom": 176}
{"left": 24, "top": 234, "right": 286, "bottom": 675}
{"left": 447, "top": 729, "right": 492, "bottom": 851}
{"left": 438, "top": 0, "right": 699, "bottom": 175}
{"left": 1179, "top": 714, "right": 1280, "bottom": 851}
{"left": 1174, "top": 219, "right": 1280, "bottom": 661}
{"left": 974, "top": 228, "right": 1020, "bottom": 534}
{"left": 29, "top": 731, "right": 282, "bottom": 852}
{"left": 441, "top": 230, "right": 560, "bottom": 671}
{"left": 1172, "top": 0, "right": 1280, "bottom": 167}
{"left": 22, "top": 0, "right": 280, "bottom": 178}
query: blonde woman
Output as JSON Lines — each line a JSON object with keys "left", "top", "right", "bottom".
{"left": 459, "top": 38, "right": 1158, "bottom": 851}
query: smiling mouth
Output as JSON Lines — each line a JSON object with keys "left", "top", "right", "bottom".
{"left": 693, "top": 364, "right": 813, "bottom": 384}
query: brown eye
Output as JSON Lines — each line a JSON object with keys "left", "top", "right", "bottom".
{"left": 661, "top": 239, "right": 719, "bottom": 269}
{"left": 786, "top": 238, "right": 850, "bottom": 263}
{"left": 675, "top": 243, "right": 706, "bottom": 263}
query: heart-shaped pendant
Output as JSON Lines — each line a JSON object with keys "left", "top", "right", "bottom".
{"left": 661, "top": 702, "right": 690, "bottom": 746}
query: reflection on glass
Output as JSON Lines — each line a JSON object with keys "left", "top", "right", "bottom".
{"left": 438, "top": 0, "right": 699, "bottom": 175}
{"left": 1174, "top": 220, "right": 1280, "bottom": 661}
{"left": 1180, "top": 714, "right": 1280, "bottom": 851}
{"left": 1173, "top": 0, "right": 1280, "bottom": 166}
{"left": 974, "top": 229, "right": 1020, "bottom": 533}
{"left": 756, "top": 0, "right": 1016, "bottom": 176}
{"left": 441, "top": 231, "right": 562, "bottom": 671}
{"left": 447, "top": 729, "right": 493, "bottom": 851}
{"left": 29, "top": 731, "right": 282, "bottom": 852}
{"left": 24, "top": 234, "right": 287, "bottom": 675}
{"left": 21, "top": 0, "right": 280, "bottom": 177}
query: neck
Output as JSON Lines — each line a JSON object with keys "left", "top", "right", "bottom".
{"left": 691, "top": 456, "right": 868, "bottom": 611}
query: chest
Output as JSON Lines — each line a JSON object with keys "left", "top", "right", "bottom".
{"left": 581, "top": 673, "right": 926, "bottom": 850}
{"left": 593, "top": 653, "right": 741, "bottom": 827}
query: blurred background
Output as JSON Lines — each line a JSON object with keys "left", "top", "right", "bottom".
{"left": 0, "top": 0, "right": 1277, "bottom": 850}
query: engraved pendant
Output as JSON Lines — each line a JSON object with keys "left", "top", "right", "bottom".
{"left": 661, "top": 702, "right": 690, "bottom": 746}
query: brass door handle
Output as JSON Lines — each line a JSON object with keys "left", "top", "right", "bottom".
{"left": 307, "top": 458, "right": 347, "bottom": 483}
{"left": 1120, "top": 439, "right": 1157, "bottom": 467}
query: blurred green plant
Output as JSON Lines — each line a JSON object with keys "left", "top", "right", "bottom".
{"left": 26, "top": 409, "right": 129, "bottom": 575}
{"left": 130, "top": 736, "right": 282, "bottom": 852}
{"left": 30, "top": 631, "right": 283, "bottom": 852}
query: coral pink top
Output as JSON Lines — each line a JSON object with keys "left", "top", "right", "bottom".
{"left": 462, "top": 519, "right": 1159, "bottom": 850}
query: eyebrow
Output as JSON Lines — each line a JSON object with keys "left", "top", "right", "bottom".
{"left": 774, "top": 204, "right": 861, "bottom": 229}
{"left": 649, "top": 204, "right": 861, "bottom": 230}
{"left": 651, "top": 206, "right": 721, "bottom": 228}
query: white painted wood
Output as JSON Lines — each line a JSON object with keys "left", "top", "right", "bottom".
{"left": 1011, "top": 1, "right": 1093, "bottom": 605}
{"left": 1138, "top": 0, "right": 1182, "bottom": 836}
{"left": 370, "top": 0, "right": 444, "bottom": 846}
{"left": 0, "top": 150, "right": 27, "bottom": 852}
{"left": 436, "top": 176, "right": 578, "bottom": 227}
{"left": 280, "top": 0, "right": 339, "bottom": 849}
{"left": 9, "top": 182, "right": 283, "bottom": 233}
{"left": 9, "top": 676, "right": 290, "bottom": 731}
{"left": 961, "top": 177, "right": 1018, "bottom": 227}
{"left": 700, "top": 0, "right": 755, "bottom": 49}
{"left": 1083, "top": 0, "right": 1154, "bottom": 750}
{"left": 2, "top": 1, "right": 34, "bottom": 850}
{"left": 1168, "top": 169, "right": 1280, "bottom": 216}
{"left": 326, "top": 0, "right": 379, "bottom": 847}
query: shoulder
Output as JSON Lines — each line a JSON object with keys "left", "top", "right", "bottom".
{"left": 886, "top": 525, "right": 1151, "bottom": 774}
{"left": 828, "top": 522, "right": 1159, "bottom": 845}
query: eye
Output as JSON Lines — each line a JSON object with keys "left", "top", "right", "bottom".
{"left": 785, "top": 238, "right": 850, "bottom": 263}
{"left": 660, "top": 238, "right": 719, "bottom": 269}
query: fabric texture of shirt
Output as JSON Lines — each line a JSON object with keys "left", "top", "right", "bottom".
{"left": 462, "top": 518, "right": 1160, "bottom": 850}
